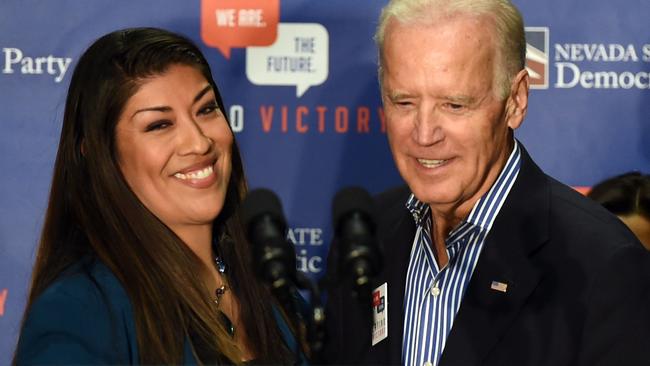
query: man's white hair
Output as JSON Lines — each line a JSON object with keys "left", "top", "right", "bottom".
{"left": 375, "top": 0, "right": 526, "bottom": 100}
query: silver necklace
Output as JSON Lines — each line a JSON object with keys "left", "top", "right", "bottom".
{"left": 214, "top": 255, "right": 235, "bottom": 337}
{"left": 213, "top": 255, "right": 228, "bottom": 307}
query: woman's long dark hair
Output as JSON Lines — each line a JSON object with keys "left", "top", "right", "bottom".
{"left": 18, "top": 27, "right": 295, "bottom": 364}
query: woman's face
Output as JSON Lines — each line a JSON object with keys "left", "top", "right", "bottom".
{"left": 115, "top": 64, "right": 233, "bottom": 237}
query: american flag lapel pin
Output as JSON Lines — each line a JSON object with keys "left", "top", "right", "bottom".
{"left": 490, "top": 281, "right": 508, "bottom": 293}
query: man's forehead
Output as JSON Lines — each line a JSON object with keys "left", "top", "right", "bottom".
{"left": 381, "top": 12, "right": 496, "bottom": 49}
{"left": 381, "top": 17, "right": 496, "bottom": 71}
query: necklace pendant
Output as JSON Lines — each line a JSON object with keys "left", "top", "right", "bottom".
{"left": 218, "top": 311, "right": 235, "bottom": 337}
{"left": 215, "top": 256, "right": 226, "bottom": 273}
{"left": 216, "top": 285, "right": 226, "bottom": 296}
{"left": 214, "top": 285, "right": 227, "bottom": 306}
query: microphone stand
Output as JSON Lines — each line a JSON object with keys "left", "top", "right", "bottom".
{"left": 256, "top": 242, "right": 326, "bottom": 364}
{"left": 295, "top": 271, "right": 326, "bottom": 364}
{"left": 242, "top": 189, "right": 328, "bottom": 364}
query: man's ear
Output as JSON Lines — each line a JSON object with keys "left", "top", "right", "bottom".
{"left": 505, "top": 68, "right": 529, "bottom": 130}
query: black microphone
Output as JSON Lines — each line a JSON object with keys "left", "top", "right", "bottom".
{"left": 241, "top": 188, "right": 297, "bottom": 293}
{"left": 242, "top": 189, "right": 326, "bottom": 362}
{"left": 332, "top": 187, "right": 382, "bottom": 298}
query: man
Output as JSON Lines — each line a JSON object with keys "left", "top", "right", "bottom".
{"left": 324, "top": 0, "right": 650, "bottom": 365}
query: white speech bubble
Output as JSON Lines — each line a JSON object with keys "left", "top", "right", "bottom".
{"left": 246, "top": 23, "right": 329, "bottom": 97}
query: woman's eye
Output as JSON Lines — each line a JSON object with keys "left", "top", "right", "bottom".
{"left": 199, "top": 102, "right": 219, "bottom": 116}
{"left": 145, "top": 120, "right": 171, "bottom": 132}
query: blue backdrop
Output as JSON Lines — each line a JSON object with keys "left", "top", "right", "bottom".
{"left": 1, "top": 1, "right": 649, "bottom": 363}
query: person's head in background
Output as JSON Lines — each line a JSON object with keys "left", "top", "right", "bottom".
{"left": 25, "top": 27, "right": 294, "bottom": 364}
{"left": 588, "top": 172, "right": 650, "bottom": 250}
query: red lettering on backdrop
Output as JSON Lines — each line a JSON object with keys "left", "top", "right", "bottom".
{"left": 296, "top": 106, "right": 309, "bottom": 133}
{"left": 0, "top": 289, "right": 7, "bottom": 317}
{"left": 335, "top": 106, "right": 349, "bottom": 133}
{"left": 281, "top": 105, "right": 288, "bottom": 133}
{"left": 573, "top": 186, "right": 591, "bottom": 195}
{"left": 260, "top": 105, "right": 274, "bottom": 132}
{"left": 357, "top": 106, "right": 370, "bottom": 133}
{"left": 259, "top": 105, "right": 385, "bottom": 133}
{"left": 316, "top": 106, "right": 327, "bottom": 132}
{"left": 377, "top": 107, "right": 386, "bottom": 133}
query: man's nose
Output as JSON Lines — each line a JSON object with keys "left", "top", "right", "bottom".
{"left": 413, "top": 106, "right": 444, "bottom": 146}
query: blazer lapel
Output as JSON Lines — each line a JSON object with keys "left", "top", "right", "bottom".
{"left": 440, "top": 147, "right": 550, "bottom": 365}
{"left": 381, "top": 205, "right": 416, "bottom": 365}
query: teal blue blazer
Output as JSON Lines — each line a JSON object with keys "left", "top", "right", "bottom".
{"left": 15, "top": 258, "right": 304, "bottom": 365}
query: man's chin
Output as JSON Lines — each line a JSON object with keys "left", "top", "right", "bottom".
{"left": 409, "top": 185, "right": 457, "bottom": 207}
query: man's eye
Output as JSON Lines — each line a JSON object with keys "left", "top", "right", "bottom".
{"left": 446, "top": 103, "right": 465, "bottom": 110}
{"left": 145, "top": 120, "right": 171, "bottom": 132}
{"left": 394, "top": 100, "right": 413, "bottom": 107}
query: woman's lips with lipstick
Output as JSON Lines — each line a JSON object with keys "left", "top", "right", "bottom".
{"left": 173, "top": 165, "right": 214, "bottom": 180}
{"left": 172, "top": 160, "right": 218, "bottom": 188}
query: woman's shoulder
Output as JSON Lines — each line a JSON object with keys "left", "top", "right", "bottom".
{"left": 15, "top": 258, "right": 138, "bottom": 365}
{"left": 31, "top": 258, "right": 133, "bottom": 317}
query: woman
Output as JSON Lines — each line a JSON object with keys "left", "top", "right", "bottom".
{"left": 588, "top": 171, "right": 650, "bottom": 250}
{"left": 14, "top": 28, "right": 304, "bottom": 365}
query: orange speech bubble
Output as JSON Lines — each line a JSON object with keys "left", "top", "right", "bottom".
{"left": 201, "top": 0, "right": 279, "bottom": 59}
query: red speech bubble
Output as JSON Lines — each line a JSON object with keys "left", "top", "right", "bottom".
{"left": 201, "top": 0, "right": 279, "bottom": 59}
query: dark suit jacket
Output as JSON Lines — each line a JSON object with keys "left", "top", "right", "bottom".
{"left": 14, "top": 258, "right": 303, "bottom": 365}
{"left": 324, "top": 146, "right": 650, "bottom": 366}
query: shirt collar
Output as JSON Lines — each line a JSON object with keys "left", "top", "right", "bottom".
{"left": 405, "top": 193, "right": 430, "bottom": 226}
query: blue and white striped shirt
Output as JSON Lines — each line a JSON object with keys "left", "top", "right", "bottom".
{"left": 402, "top": 141, "right": 521, "bottom": 366}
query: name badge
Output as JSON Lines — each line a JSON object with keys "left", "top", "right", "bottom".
{"left": 372, "top": 282, "right": 388, "bottom": 346}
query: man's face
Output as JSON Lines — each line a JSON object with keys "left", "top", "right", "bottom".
{"left": 381, "top": 14, "right": 527, "bottom": 215}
